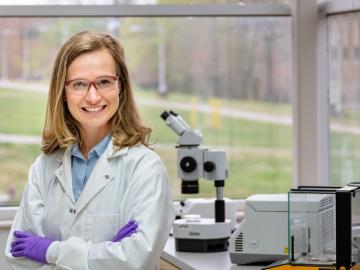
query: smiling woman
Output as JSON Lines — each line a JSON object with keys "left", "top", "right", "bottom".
{"left": 5, "top": 31, "right": 174, "bottom": 270}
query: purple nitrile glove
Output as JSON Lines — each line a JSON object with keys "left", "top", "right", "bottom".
{"left": 10, "top": 231, "right": 53, "bottom": 264}
{"left": 112, "top": 219, "right": 138, "bottom": 242}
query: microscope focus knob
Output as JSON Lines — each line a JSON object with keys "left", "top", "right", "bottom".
{"left": 204, "top": 161, "right": 215, "bottom": 172}
{"left": 180, "top": 156, "right": 197, "bottom": 173}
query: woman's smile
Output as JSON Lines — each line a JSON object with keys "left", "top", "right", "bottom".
{"left": 82, "top": 105, "right": 107, "bottom": 113}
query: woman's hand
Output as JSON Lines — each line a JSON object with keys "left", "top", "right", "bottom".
{"left": 10, "top": 231, "right": 53, "bottom": 264}
{"left": 111, "top": 219, "right": 138, "bottom": 242}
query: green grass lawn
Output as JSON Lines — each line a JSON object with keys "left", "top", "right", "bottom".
{"left": 0, "top": 87, "right": 47, "bottom": 135}
{"left": 0, "top": 143, "right": 42, "bottom": 204}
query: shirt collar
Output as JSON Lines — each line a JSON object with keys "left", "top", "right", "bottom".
{"left": 71, "top": 134, "right": 112, "bottom": 160}
{"left": 56, "top": 135, "right": 129, "bottom": 163}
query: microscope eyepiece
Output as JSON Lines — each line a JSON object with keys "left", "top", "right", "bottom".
{"left": 160, "top": 110, "right": 190, "bottom": 136}
{"left": 160, "top": 111, "right": 170, "bottom": 120}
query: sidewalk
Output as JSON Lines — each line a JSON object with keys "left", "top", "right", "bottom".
{"left": 0, "top": 80, "right": 47, "bottom": 93}
{"left": 0, "top": 133, "right": 41, "bottom": 145}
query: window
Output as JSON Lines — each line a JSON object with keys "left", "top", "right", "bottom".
{"left": 0, "top": 14, "right": 292, "bottom": 204}
{"left": 328, "top": 13, "right": 360, "bottom": 186}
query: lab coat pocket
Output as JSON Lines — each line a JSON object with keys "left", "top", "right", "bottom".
{"left": 84, "top": 213, "right": 120, "bottom": 243}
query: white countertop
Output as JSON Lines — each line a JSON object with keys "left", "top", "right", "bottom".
{"left": 162, "top": 237, "right": 262, "bottom": 270}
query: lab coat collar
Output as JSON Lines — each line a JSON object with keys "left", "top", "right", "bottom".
{"left": 53, "top": 138, "right": 129, "bottom": 207}
{"left": 105, "top": 139, "right": 129, "bottom": 159}
{"left": 54, "top": 137, "right": 129, "bottom": 163}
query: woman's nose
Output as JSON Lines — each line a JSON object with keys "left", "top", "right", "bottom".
{"left": 85, "top": 84, "right": 101, "bottom": 103}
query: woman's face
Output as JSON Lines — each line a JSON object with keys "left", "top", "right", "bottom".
{"left": 65, "top": 49, "right": 120, "bottom": 137}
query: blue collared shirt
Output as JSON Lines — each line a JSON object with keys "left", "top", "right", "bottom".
{"left": 71, "top": 134, "right": 112, "bottom": 202}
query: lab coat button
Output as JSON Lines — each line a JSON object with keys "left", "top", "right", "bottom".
{"left": 105, "top": 175, "right": 110, "bottom": 180}
{"left": 69, "top": 208, "right": 76, "bottom": 214}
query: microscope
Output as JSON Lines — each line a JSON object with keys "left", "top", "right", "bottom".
{"left": 161, "top": 110, "right": 232, "bottom": 252}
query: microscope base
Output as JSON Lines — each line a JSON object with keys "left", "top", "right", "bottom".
{"left": 173, "top": 218, "right": 232, "bottom": 252}
{"left": 175, "top": 237, "right": 229, "bottom": 252}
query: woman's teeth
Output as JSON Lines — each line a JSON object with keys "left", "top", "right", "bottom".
{"left": 84, "top": 106, "right": 104, "bottom": 112}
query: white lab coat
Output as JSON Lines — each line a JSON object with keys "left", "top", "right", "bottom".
{"left": 5, "top": 140, "right": 174, "bottom": 270}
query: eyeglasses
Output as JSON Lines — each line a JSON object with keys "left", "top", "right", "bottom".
{"left": 65, "top": 75, "right": 118, "bottom": 95}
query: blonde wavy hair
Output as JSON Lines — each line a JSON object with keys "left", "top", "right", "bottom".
{"left": 41, "top": 31, "right": 151, "bottom": 154}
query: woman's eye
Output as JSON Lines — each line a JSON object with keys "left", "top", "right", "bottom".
{"left": 98, "top": 79, "right": 111, "bottom": 86}
{"left": 73, "top": 81, "right": 87, "bottom": 88}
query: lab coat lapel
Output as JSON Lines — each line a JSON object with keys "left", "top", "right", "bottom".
{"left": 75, "top": 153, "right": 113, "bottom": 215}
{"left": 54, "top": 148, "right": 75, "bottom": 204}
{"left": 73, "top": 140, "right": 128, "bottom": 214}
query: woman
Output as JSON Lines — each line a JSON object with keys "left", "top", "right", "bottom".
{"left": 5, "top": 31, "right": 174, "bottom": 270}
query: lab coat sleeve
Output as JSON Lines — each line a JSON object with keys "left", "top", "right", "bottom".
{"left": 51, "top": 152, "right": 174, "bottom": 270}
{"left": 4, "top": 160, "right": 54, "bottom": 270}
